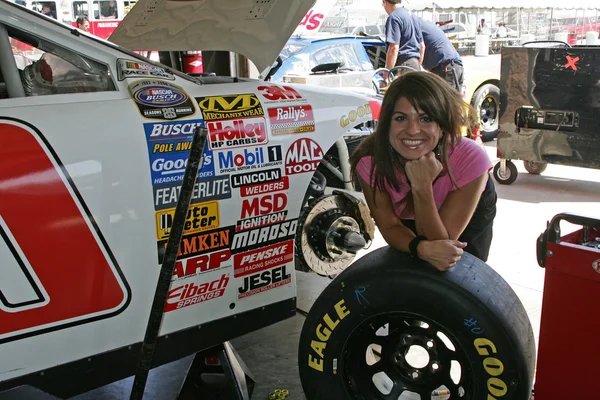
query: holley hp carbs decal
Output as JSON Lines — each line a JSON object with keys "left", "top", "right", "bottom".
{"left": 129, "top": 80, "right": 196, "bottom": 121}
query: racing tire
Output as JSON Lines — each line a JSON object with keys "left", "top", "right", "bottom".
{"left": 298, "top": 247, "right": 536, "bottom": 400}
{"left": 493, "top": 160, "right": 518, "bottom": 185}
{"left": 473, "top": 84, "right": 500, "bottom": 142}
{"left": 523, "top": 161, "right": 548, "bottom": 175}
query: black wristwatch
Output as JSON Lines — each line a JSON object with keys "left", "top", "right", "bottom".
{"left": 409, "top": 235, "right": 427, "bottom": 260}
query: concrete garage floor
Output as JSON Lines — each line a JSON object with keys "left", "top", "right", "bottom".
{"left": 3, "top": 141, "right": 600, "bottom": 400}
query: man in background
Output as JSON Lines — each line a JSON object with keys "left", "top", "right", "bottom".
{"left": 382, "top": 0, "right": 421, "bottom": 77}
{"left": 76, "top": 15, "right": 90, "bottom": 32}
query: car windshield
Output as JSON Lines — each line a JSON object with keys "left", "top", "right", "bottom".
{"left": 280, "top": 42, "right": 310, "bottom": 62}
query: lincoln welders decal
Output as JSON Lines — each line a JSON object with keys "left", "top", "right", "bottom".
{"left": 153, "top": 175, "right": 232, "bottom": 211}
{"left": 197, "top": 94, "right": 264, "bottom": 121}
{"left": 268, "top": 105, "right": 315, "bottom": 135}
{"left": 129, "top": 80, "right": 195, "bottom": 121}
{"left": 216, "top": 145, "right": 282, "bottom": 173}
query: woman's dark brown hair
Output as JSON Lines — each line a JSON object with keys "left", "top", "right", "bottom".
{"left": 350, "top": 71, "right": 477, "bottom": 204}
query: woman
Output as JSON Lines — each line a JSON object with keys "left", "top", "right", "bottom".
{"left": 350, "top": 72, "right": 497, "bottom": 271}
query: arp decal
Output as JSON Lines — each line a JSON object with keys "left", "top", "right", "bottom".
{"left": 268, "top": 105, "right": 315, "bottom": 135}
{"left": 340, "top": 103, "right": 372, "bottom": 128}
{"left": 207, "top": 117, "right": 268, "bottom": 150}
{"left": 307, "top": 299, "right": 351, "bottom": 372}
{"left": 155, "top": 201, "right": 219, "bottom": 241}
{"left": 172, "top": 249, "right": 231, "bottom": 280}
{"left": 165, "top": 273, "right": 229, "bottom": 312}
{"left": 129, "top": 80, "right": 196, "bottom": 121}
{"left": 241, "top": 193, "right": 287, "bottom": 220}
{"left": 237, "top": 265, "right": 292, "bottom": 299}
{"left": 230, "top": 219, "right": 298, "bottom": 253}
{"left": 258, "top": 85, "right": 305, "bottom": 103}
{"left": 158, "top": 226, "right": 233, "bottom": 260}
{"left": 285, "top": 138, "right": 323, "bottom": 175}
{"left": 231, "top": 168, "right": 282, "bottom": 189}
{"left": 196, "top": 94, "right": 264, "bottom": 121}
{"left": 234, "top": 240, "right": 294, "bottom": 278}
{"left": 153, "top": 175, "right": 232, "bottom": 210}
{"left": 239, "top": 175, "right": 289, "bottom": 198}
{"left": 216, "top": 145, "right": 282, "bottom": 174}
{"left": 236, "top": 211, "right": 288, "bottom": 232}
{"left": 117, "top": 59, "right": 175, "bottom": 81}
{"left": 0, "top": 120, "right": 130, "bottom": 343}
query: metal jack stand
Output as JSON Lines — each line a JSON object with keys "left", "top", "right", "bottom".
{"left": 177, "top": 342, "right": 255, "bottom": 400}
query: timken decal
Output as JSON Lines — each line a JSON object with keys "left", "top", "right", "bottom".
{"left": 238, "top": 265, "right": 292, "bottom": 299}
{"left": 172, "top": 249, "right": 231, "bottom": 279}
{"left": 207, "top": 117, "right": 267, "bottom": 150}
{"left": 197, "top": 94, "right": 264, "bottom": 121}
{"left": 268, "top": 105, "right": 315, "bottom": 135}
{"left": 234, "top": 240, "right": 294, "bottom": 278}
{"left": 158, "top": 226, "right": 233, "bottom": 259}
{"left": 230, "top": 219, "right": 298, "bottom": 253}
{"left": 285, "top": 138, "right": 323, "bottom": 175}
{"left": 240, "top": 176, "right": 289, "bottom": 197}
{"left": 156, "top": 201, "right": 219, "bottom": 241}
{"left": 166, "top": 273, "right": 229, "bottom": 312}
{"left": 216, "top": 145, "right": 282, "bottom": 173}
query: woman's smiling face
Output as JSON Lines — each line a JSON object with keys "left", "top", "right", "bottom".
{"left": 388, "top": 96, "right": 443, "bottom": 160}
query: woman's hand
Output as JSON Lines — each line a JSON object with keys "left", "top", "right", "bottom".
{"left": 404, "top": 152, "right": 443, "bottom": 191}
{"left": 417, "top": 239, "right": 467, "bottom": 271}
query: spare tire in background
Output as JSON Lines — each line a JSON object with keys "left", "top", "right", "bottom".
{"left": 298, "top": 247, "right": 536, "bottom": 400}
{"left": 473, "top": 83, "right": 500, "bottom": 142}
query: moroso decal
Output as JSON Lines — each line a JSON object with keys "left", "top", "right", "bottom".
{"left": 129, "top": 80, "right": 195, "bottom": 121}
{"left": 237, "top": 265, "right": 292, "bottom": 299}
{"left": 158, "top": 226, "right": 233, "bottom": 260}
{"left": 340, "top": 103, "right": 372, "bottom": 128}
{"left": 172, "top": 249, "right": 231, "bottom": 280}
{"left": 207, "top": 117, "right": 268, "bottom": 150}
{"left": 216, "top": 145, "right": 282, "bottom": 174}
{"left": 0, "top": 120, "right": 130, "bottom": 344}
{"left": 153, "top": 175, "right": 232, "bottom": 210}
{"left": 239, "top": 175, "right": 289, "bottom": 197}
{"left": 230, "top": 219, "right": 297, "bottom": 253}
{"left": 234, "top": 240, "right": 294, "bottom": 278}
{"left": 117, "top": 59, "right": 175, "bottom": 81}
{"left": 197, "top": 94, "right": 264, "bottom": 121}
{"left": 165, "top": 273, "right": 229, "bottom": 312}
{"left": 307, "top": 299, "right": 351, "bottom": 372}
{"left": 268, "top": 105, "right": 315, "bottom": 135}
{"left": 257, "top": 85, "right": 305, "bottom": 103}
{"left": 155, "top": 201, "right": 219, "bottom": 241}
{"left": 241, "top": 193, "right": 287, "bottom": 220}
{"left": 285, "top": 138, "right": 323, "bottom": 175}
{"left": 236, "top": 211, "right": 288, "bottom": 232}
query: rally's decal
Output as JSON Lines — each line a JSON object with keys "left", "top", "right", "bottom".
{"left": 130, "top": 80, "right": 196, "bottom": 121}
{"left": 155, "top": 201, "right": 219, "bottom": 241}
{"left": 196, "top": 94, "right": 264, "bottom": 121}
{"left": 215, "top": 145, "right": 282, "bottom": 174}
{"left": 117, "top": 59, "right": 175, "bottom": 81}
{"left": 268, "top": 105, "right": 315, "bottom": 135}
{"left": 207, "top": 117, "right": 268, "bottom": 150}
{"left": 237, "top": 265, "right": 292, "bottom": 299}
{"left": 285, "top": 137, "right": 323, "bottom": 175}
{"left": 0, "top": 120, "right": 130, "bottom": 344}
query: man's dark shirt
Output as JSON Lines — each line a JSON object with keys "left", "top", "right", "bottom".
{"left": 412, "top": 15, "right": 461, "bottom": 70}
{"left": 385, "top": 7, "right": 421, "bottom": 64}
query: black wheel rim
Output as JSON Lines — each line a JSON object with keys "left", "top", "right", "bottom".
{"left": 480, "top": 96, "right": 498, "bottom": 132}
{"left": 341, "top": 312, "right": 473, "bottom": 399}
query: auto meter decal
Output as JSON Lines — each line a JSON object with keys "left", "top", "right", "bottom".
{"left": 285, "top": 137, "right": 323, "bottom": 175}
{"left": 196, "top": 93, "right": 264, "bottom": 121}
{"left": 268, "top": 105, "right": 315, "bottom": 135}
{"left": 116, "top": 59, "right": 175, "bottom": 81}
{"left": 155, "top": 201, "right": 220, "bottom": 241}
{"left": 129, "top": 80, "right": 195, "bottom": 121}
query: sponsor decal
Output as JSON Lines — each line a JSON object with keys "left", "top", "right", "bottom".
{"left": 129, "top": 80, "right": 195, "bottom": 121}
{"left": 258, "top": 85, "right": 305, "bottom": 103}
{"left": 307, "top": 299, "right": 351, "bottom": 372}
{"left": 145, "top": 120, "right": 204, "bottom": 142}
{"left": 241, "top": 193, "right": 287, "bottom": 219}
{"left": 268, "top": 105, "right": 315, "bottom": 135}
{"left": 158, "top": 226, "right": 233, "bottom": 260}
{"left": 117, "top": 59, "right": 175, "bottom": 81}
{"left": 153, "top": 175, "right": 232, "bottom": 210}
{"left": 207, "top": 117, "right": 267, "bottom": 150}
{"left": 340, "top": 103, "right": 372, "bottom": 128}
{"left": 230, "top": 219, "right": 297, "bottom": 253}
{"left": 197, "top": 94, "right": 264, "bottom": 121}
{"left": 234, "top": 240, "right": 294, "bottom": 278}
{"left": 285, "top": 138, "right": 323, "bottom": 175}
{"left": 173, "top": 249, "right": 231, "bottom": 279}
{"left": 156, "top": 201, "right": 219, "bottom": 241}
{"left": 239, "top": 175, "right": 289, "bottom": 197}
{"left": 148, "top": 146, "right": 214, "bottom": 185}
{"left": 236, "top": 211, "right": 287, "bottom": 232}
{"left": 216, "top": 145, "right": 282, "bottom": 174}
{"left": 231, "top": 168, "right": 282, "bottom": 189}
{"left": 237, "top": 265, "right": 292, "bottom": 299}
{"left": 165, "top": 273, "right": 229, "bottom": 312}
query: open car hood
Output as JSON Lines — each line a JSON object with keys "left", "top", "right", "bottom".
{"left": 109, "top": 0, "right": 316, "bottom": 72}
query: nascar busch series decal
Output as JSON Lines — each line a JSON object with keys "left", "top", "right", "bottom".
{"left": 268, "top": 105, "right": 315, "bottom": 135}
{"left": 155, "top": 201, "right": 219, "bottom": 241}
{"left": 166, "top": 273, "right": 229, "bottom": 312}
{"left": 257, "top": 84, "right": 306, "bottom": 104}
{"left": 197, "top": 93, "right": 264, "bottom": 121}
{"left": 237, "top": 265, "right": 292, "bottom": 299}
{"left": 285, "top": 137, "right": 323, "bottom": 175}
{"left": 158, "top": 226, "right": 233, "bottom": 261}
{"left": 207, "top": 117, "right": 267, "bottom": 150}
{"left": 230, "top": 219, "right": 297, "bottom": 253}
{"left": 117, "top": 59, "right": 175, "bottom": 81}
{"left": 234, "top": 240, "right": 294, "bottom": 278}
{"left": 153, "top": 175, "right": 232, "bottom": 211}
{"left": 216, "top": 145, "right": 282, "bottom": 174}
{"left": 129, "top": 80, "right": 195, "bottom": 121}
{"left": 172, "top": 249, "right": 232, "bottom": 280}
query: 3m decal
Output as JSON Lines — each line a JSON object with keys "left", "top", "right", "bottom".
{"left": 153, "top": 175, "right": 232, "bottom": 210}
{"left": 234, "top": 240, "right": 294, "bottom": 278}
{"left": 0, "top": 120, "right": 130, "bottom": 344}
{"left": 230, "top": 219, "right": 297, "bottom": 253}
{"left": 258, "top": 85, "right": 304, "bottom": 103}
{"left": 241, "top": 193, "right": 287, "bottom": 220}
{"left": 285, "top": 138, "right": 323, "bottom": 175}
{"left": 172, "top": 249, "right": 231, "bottom": 280}
{"left": 268, "top": 105, "right": 315, "bottom": 135}
{"left": 236, "top": 211, "right": 288, "bottom": 232}
{"left": 166, "top": 273, "right": 229, "bottom": 312}
{"left": 239, "top": 175, "right": 289, "bottom": 197}
{"left": 474, "top": 338, "right": 508, "bottom": 398}
{"left": 156, "top": 201, "right": 219, "bottom": 241}
{"left": 216, "top": 145, "right": 282, "bottom": 174}
{"left": 158, "top": 226, "right": 233, "bottom": 259}
{"left": 117, "top": 59, "right": 175, "bottom": 81}
{"left": 340, "top": 103, "right": 372, "bottom": 128}
{"left": 148, "top": 147, "right": 214, "bottom": 185}
{"left": 207, "top": 117, "right": 267, "bottom": 150}
{"left": 237, "top": 265, "right": 292, "bottom": 299}
{"left": 308, "top": 299, "right": 351, "bottom": 372}
{"left": 197, "top": 94, "right": 264, "bottom": 121}
{"left": 130, "top": 80, "right": 195, "bottom": 121}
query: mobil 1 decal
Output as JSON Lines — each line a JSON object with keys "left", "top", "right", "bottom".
{"left": 144, "top": 119, "right": 215, "bottom": 186}
{"left": 129, "top": 79, "right": 195, "bottom": 121}
{"left": 216, "top": 145, "right": 282, "bottom": 174}
{"left": 153, "top": 175, "right": 232, "bottom": 211}
{"left": 268, "top": 105, "right": 315, "bottom": 135}
{"left": 285, "top": 137, "right": 324, "bottom": 175}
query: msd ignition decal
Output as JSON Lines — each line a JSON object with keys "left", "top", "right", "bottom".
{"left": 237, "top": 265, "right": 292, "bottom": 300}
{"left": 166, "top": 273, "right": 229, "bottom": 312}
{"left": 238, "top": 192, "right": 288, "bottom": 232}
{"left": 207, "top": 117, "right": 268, "bottom": 150}
{"left": 155, "top": 201, "right": 219, "bottom": 241}
{"left": 197, "top": 93, "right": 264, "bottom": 121}
{"left": 216, "top": 145, "right": 282, "bottom": 174}
{"left": 258, "top": 84, "right": 306, "bottom": 104}
{"left": 231, "top": 219, "right": 298, "bottom": 253}
{"left": 129, "top": 80, "right": 195, "bottom": 121}
{"left": 285, "top": 137, "right": 324, "bottom": 175}
{"left": 117, "top": 59, "right": 175, "bottom": 81}
{"left": 234, "top": 240, "right": 294, "bottom": 278}
{"left": 268, "top": 105, "right": 315, "bottom": 135}
{"left": 153, "top": 175, "right": 232, "bottom": 211}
